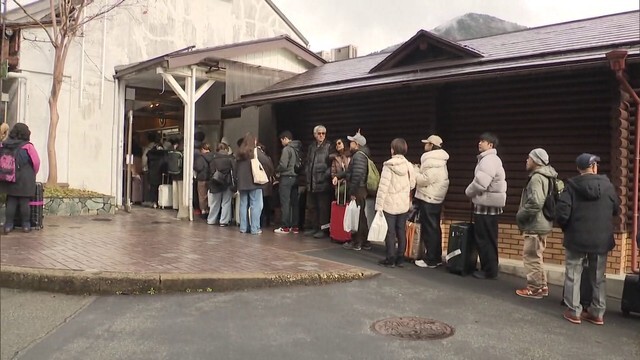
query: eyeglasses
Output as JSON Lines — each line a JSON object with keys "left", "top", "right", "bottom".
{"left": 316, "top": 132, "right": 326, "bottom": 135}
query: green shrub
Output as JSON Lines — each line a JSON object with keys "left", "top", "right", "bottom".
{"left": 44, "top": 186, "right": 105, "bottom": 198}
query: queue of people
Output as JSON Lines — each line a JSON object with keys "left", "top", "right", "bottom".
{"left": 0, "top": 120, "right": 623, "bottom": 324}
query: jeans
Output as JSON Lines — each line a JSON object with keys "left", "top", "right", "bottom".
{"left": 523, "top": 233, "right": 547, "bottom": 290}
{"left": 564, "top": 250, "right": 607, "bottom": 318}
{"left": 418, "top": 200, "right": 443, "bottom": 265}
{"left": 239, "top": 188, "right": 263, "bottom": 234}
{"left": 473, "top": 214, "right": 499, "bottom": 277}
{"left": 5, "top": 196, "right": 30, "bottom": 229}
{"left": 279, "top": 176, "right": 299, "bottom": 228}
{"left": 384, "top": 211, "right": 409, "bottom": 263}
{"left": 207, "top": 189, "right": 233, "bottom": 225}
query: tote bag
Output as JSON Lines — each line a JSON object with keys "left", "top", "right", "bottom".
{"left": 251, "top": 148, "right": 269, "bottom": 185}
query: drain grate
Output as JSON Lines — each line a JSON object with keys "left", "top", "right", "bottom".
{"left": 371, "top": 317, "right": 455, "bottom": 340}
{"left": 92, "top": 218, "right": 112, "bottom": 222}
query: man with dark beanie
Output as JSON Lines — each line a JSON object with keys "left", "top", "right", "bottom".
{"left": 556, "top": 153, "right": 620, "bottom": 325}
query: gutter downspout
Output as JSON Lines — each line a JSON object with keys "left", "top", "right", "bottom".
{"left": 607, "top": 50, "right": 640, "bottom": 274}
{"left": 6, "top": 72, "right": 28, "bottom": 125}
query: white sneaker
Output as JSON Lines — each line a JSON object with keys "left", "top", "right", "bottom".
{"left": 414, "top": 260, "right": 428, "bottom": 268}
{"left": 274, "top": 227, "right": 291, "bottom": 234}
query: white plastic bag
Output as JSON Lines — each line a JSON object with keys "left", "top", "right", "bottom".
{"left": 367, "top": 210, "right": 388, "bottom": 243}
{"left": 343, "top": 200, "right": 360, "bottom": 233}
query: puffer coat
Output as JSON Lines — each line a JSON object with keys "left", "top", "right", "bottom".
{"left": 375, "top": 155, "right": 416, "bottom": 215}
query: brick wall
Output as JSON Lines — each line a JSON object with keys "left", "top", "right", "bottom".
{"left": 440, "top": 220, "right": 633, "bottom": 275}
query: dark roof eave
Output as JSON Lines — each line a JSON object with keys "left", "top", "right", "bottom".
{"left": 230, "top": 57, "right": 621, "bottom": 108}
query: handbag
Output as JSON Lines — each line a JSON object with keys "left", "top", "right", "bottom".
{"left": 404, "top": 210, "right": 423, "bottom": 260}
{"left": 343, "top": 199, "right": 360, "bottom": 233}
{"left": 211, "top": 170, "right": 227, "bottom": 185}
{"left": 367, "top": 210, "right": 387, "bottom": 243}
{"left": 251, "top": 148, "right": 269, "bottom": 185}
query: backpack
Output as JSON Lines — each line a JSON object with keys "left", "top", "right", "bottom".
{"left": 362, "top": 152, "right": 380, "bottom": 196}
{"left": 166, "top": 150, "right": 183, "bottom": 175}
{"left": 542, "top": 176, "right": 564, "bottom": 221}
{"left": 292, "top": 147, "right": 304, "bottom": 175}
{"left": 0, "top": 142, "right": 25, "bottom": 183}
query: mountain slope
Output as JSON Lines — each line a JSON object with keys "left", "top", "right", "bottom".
{"left": 375, "top": 13, "right": 527, "bottom": 54}
{"left": 432, "top": 12, "right": 527, "bottom": 41}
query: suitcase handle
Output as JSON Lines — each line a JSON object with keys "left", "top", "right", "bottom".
{"left": 336, "top": 180, "right": 347, "bottom": 205}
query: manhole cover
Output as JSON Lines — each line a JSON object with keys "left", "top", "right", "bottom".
{"left": 92, "top": 218, "right": 112, "bottom": 222}
{"left": 151, "top": 221, "right": 170, "bottom": 224}
{"left": 371, "top": 317, "right": 455, "bottom": 340}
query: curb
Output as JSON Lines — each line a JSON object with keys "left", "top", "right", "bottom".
{"left": 0, "top": 266, "right": 380, "bottom": 295}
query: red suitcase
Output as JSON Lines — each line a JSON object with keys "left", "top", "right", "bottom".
{"left": 330, "top": 181, "right": 351, "bottom": 243}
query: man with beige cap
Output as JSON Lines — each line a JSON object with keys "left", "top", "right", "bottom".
{"left": 515, "top": 148, "right": 558, "bottom": 299}
{"left": 414, "top": 135, "right": 450, "bottom": 268}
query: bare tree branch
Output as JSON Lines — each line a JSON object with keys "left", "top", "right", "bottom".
{"left": 76, "top": 0, "right": 125, "bottom": 29}
{"left": 50, "top": 0, "right": 59, "bottom": 42}
{"left": 11, "top": 0, "right": 56, "bottom": 44}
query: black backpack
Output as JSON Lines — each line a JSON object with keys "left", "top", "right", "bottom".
{"left": 166, "top": 150, "right": 183, "bottom": 175}
{"left": 293, "top": 147, "right": 304, "bottom": 175}
{"left": 542, "top": 176, "right": 564, "bottom": 221}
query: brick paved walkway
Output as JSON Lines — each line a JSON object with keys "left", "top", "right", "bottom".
{"left": 0, "top": 208, "right": 362, "bottom": 276}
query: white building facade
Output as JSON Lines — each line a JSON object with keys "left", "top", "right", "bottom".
{"left": 3, "top": 0, "right": 312, "bottom": 200}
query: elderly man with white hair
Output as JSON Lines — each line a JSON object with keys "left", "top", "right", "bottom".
{"left": 303, "top": 125, "right": 334, "bottom": 238}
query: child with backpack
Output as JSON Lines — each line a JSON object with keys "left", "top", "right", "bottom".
{"left": 0, "top": 123, "right": 41, "bottom": 234}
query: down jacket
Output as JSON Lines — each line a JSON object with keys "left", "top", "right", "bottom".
{"left": 515, "top": 165, "right": 558, "bottom": 234}
{"left": 375, "top": 155, "right": 416, "bottom": 215}
{"left": 555, "top": 174, "right": 620, "bottom": 254}
{"left": 0, "top": 139, "right": 40, "bottom": 197}
{"left": 414, "top": 149, "right": 449, "bottom": 204}
{"left": 305, "top": 140, "right": 333, "bottom": 193}
{"left": 465, "top": 149, "right": 507, "bottom": 208}
{"left": 346, "top": 146, "right": 370, "bottom": 197}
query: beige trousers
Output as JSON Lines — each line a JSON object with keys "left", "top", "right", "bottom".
{"left": 523, "top": 233, "right": 547, "bottom": 290}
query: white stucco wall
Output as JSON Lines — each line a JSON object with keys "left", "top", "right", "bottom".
{"left": 13, "top": 0, "right": 307, "bottom": 195}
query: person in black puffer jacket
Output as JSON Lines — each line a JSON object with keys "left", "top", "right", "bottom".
{"left": 1, "top": 123, "right": 41, "bottom": 234}
{"left": 303, "top": 125, "right": 334, "bottom": 238}
{"left": 206, "top": 142, "right": 236, "bottom": 226}
{"left": 341, "top": 130, "right": 371, "bottom": 251}
{"left": 556, "top": 153, "right": 620, "bottom": 325}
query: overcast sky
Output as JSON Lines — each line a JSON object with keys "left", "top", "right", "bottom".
{"left": 271, "top": 0, "right": 640, "bottom": 54}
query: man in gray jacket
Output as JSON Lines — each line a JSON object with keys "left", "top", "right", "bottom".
{"left": 515, "top": 148, "right": 558, "bottom": 298}
{"left": 465, "top": 132, "right": 507, "bottom": 280}
{"left": 275, "top": 131, "right": 303, "bottom": 234}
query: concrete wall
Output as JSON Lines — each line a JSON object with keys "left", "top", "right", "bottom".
{"left": 12, "top": 0, "right": 306, "bottom": 195}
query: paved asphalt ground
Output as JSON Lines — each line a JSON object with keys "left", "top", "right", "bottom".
{"left": 2, "top": 246, "right": 639, "bottom": 360}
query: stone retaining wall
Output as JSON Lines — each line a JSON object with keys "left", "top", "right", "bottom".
{"left": 45, "top": 197, "right": 116, "bottom": 216}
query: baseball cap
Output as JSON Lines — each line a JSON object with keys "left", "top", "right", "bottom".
{"left": 421, "top": 135, "right": 443, "bottom": 147}
{"left": 576, "top": 153, "right": 600, "bottom": 170}
{"left": 347, "top": 131, "right": 366, "bottom": 146}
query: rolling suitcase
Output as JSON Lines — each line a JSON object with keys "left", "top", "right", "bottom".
{"left": 157, "top": 175, "right": 172, "bottom": 209}
{"left": 621, "top": 274, "right": 640, "bottom": 316}
{"left": 446, "top": 222, "right": 478, "bottom": 276}
{"left": 14, "top": 182, "right": 44, "bottom": 230}
{"left": 329, "top": 181, "right": 351, "bottom": 243}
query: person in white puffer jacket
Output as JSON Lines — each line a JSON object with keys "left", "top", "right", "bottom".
{"left": 375, "top": 138, "right": 417, "bottom": 267}
{"left": 414, "top": 135, "right": 450, "bottom": 269}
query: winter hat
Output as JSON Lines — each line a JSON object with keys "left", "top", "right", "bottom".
{"left": 576, "top": 153, "right": 600, "bottom": 170}
{"left": 528, "top": 148, "right": 549, "bottom": 166}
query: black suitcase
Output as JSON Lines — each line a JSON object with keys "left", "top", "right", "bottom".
{"left": 446, "top": 222, "right": 478, "bottom": 276}
{"left": 621, "top": 274, "right": 640, "bottom": 317}
{"left": 14, "top": 182, "right": 44, "bottom": 230}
